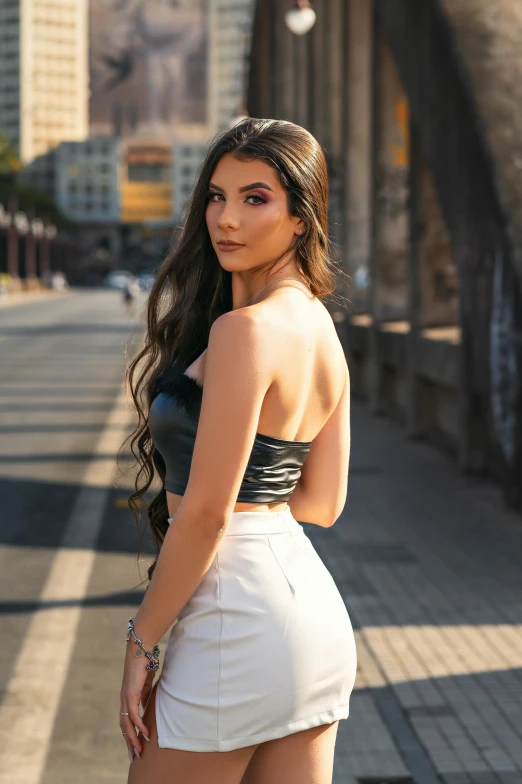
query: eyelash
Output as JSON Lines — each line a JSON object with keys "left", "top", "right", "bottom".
{"left": 206, "top": 192, "right": 266, "bottom": 205}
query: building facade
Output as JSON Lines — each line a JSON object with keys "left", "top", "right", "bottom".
{"left": 55, "top": 137, "right": 120, "bottom": 224}
{"left": 0, "top": 0, "right": 89, "bottom": 163}
{"left": 120, "top": 141, "right": 173, "bottom": 225}
{"left": 172, "top": 140, "right": 209, "bottom": 222}
{"left": 207, "top": 0, "right": 255, "bottom": 134}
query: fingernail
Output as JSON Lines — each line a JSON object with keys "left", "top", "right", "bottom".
{"left": 143, "top": 735, "right": 150, "bottom": 742}
{"left": 127, "top": 749, "right": 133, "bottom": 763}
{"left": 134, "top": 747, "right": 141, "bottom": 760}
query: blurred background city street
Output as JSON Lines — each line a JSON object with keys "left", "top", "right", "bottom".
{"left": 1, "top": 1, "right": 522, "bottom": 783}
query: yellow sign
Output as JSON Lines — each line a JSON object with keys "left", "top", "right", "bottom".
{"left": 121, "top": 182, "right": 172, "bottom": 223}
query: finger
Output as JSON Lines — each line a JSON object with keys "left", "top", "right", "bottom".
{"left": 120, "top": 723, "right": 137, "bottom": 762}
{"left": 120, "top": 700, "right": 141, "bottom": 756}
{"left": 121, "top": 732, "right": 135, "bottom": 764}
{"left": 128, "top": 699, "right": 150, "bottom": 748}
{"left": 121, "top": 712, "right": 141, "bottom": 756}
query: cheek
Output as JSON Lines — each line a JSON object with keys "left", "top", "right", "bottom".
{"left": 247, "top": 204, "right": 290, "bottom": 240}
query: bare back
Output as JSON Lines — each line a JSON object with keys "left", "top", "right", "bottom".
{"left": 173, "top": 289, "right": 351, "bottom": 522}
{"left": 185, "top": 292, "right": 346, "bottom": 442}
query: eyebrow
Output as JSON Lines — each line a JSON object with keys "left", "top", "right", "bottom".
{"left": 208, "top": 181, "right": 274, "bottom": 193}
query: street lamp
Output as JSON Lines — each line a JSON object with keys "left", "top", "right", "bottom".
{"left": 0, "top": 203, "right": 12, "bottom": 229}
{"left": 31, "top": 218, "right": 45, "bottom": 238}
{"left": 284, "top": 0, "right": 316, "bottom": 35}
{"left": 13, "top": 211, "right": 30, "bottom": 235}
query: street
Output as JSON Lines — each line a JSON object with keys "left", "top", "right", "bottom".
{"left": 0, "top": 290, "right": 149, "bottom": 783}
{"left": 1, "top": 290, "right": 522, "bottom": 784}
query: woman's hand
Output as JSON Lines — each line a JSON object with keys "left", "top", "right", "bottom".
{"left": 119, "top": 640, "right": 154, "bottom": 762}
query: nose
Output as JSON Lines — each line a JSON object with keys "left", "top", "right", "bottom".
{"left": 216, "top": 200, "right": 240, "bottom": 231}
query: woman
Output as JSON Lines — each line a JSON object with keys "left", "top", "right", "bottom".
{"left": 120, "top": 118, "right": 357, "bottom": 783}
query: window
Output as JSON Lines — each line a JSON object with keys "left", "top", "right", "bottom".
{"left": 128, "top": 163, "right": 170, "bottom": 182}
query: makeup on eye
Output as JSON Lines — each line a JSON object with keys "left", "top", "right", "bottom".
{"left": 208, "top": 181, "right": 274, "bottom": 194}
{"left": 206, "top": 190, "right": 268, "bottom": 205}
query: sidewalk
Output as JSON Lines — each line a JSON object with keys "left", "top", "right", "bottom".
{"left": 308, "top": 401, "right": 522, "bottom": 784}
{"left": 0, "top": 288, "right": 72, "bottom": 309}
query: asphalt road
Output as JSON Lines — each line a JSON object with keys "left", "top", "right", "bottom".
{"left": 0, "top": 289, "right": 153, "bottom": 784}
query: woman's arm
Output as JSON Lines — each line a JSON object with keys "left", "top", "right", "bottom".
{"left": 288, "top": 364, "right": 351, "bottom": 527}
{"left": 130, "top": 309, "right": 273, "bottom": 648}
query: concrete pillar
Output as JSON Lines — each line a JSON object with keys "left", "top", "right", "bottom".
{"left": 247, "top": 0, "right": 274, "bottom": 119}
{"left": 310, "top": 0, "right": 327, "bottom": 141}
{"left": 406, "top": 123, "right": 460, "bottom": 437}
{"left": 294, "top": 33, "right": 309, "bottom": 130}
{"left": 346, "top": 0, "right": 373, "bottom": 311}
{"left": 0, "top": 233, "right": 6, "bottom": 274}
{"left": 273, "top": 3, "right": 295, "bottom": 121}
{"left": 416, "top": 147, "right": 459, "bottom": 328}
{"left": 25, "top": 235, "right": 37, "bottom": 284}
{"left": 40, "top": 239, "right": 50, "bottom": 277}
{"left": 368, "top": 31, "right": 411, "bottom": 413}
{"left": 325, "top": 0, "right": 345, "bottom": 251}
{"left": 325, "top": 0, "right": 343, "bottom": 156}
{"left": 7, "top": 228, "right": 19, "bottom": 281}
{"left": 406, "top": 124, "right": 421, "bottom": 435}
{"left": 374, "top": 35, "right": 410, "bottom": 322}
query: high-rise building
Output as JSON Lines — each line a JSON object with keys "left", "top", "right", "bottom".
{"left": 207, "top": 0, "right": 255, "bottom": 134}
{"left": 0, "top": 0, "right": 89, "bottom": 164}
{"left": 55, "top": 138, "right": 120, "bottom": 224}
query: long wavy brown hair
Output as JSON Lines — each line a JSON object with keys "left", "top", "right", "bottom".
{"left": 125, "top": 117, "right": 348, "bottom": 581}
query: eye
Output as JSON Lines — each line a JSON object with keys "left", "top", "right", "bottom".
{"left": 206, "top": 191, "right": 267, "bottom": 205}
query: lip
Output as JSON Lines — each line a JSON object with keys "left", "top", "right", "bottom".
{"left": 217, "top": 241, "right": 245, "bottom": 250}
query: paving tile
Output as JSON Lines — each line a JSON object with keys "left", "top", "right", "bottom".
{"left": 308, "top": 402, "right": 522, "bottom": 783}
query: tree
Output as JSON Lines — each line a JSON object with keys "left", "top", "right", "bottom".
{"left": 0, "top": 131, "right": 20, "bottom": 176}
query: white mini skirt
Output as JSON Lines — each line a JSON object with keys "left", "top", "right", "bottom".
{"left": 156, "top": 506, "right": 357, "bottom": 752}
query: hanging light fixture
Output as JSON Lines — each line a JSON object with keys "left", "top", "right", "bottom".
{"left": 284, "top": 0, "right": 317, "bottom": 36}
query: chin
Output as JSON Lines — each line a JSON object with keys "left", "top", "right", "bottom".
{"left": 216, "top": 256, "right": 251, "bottom": 272}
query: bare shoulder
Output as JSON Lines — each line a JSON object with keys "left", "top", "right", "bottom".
{"left": 206, "top": 309, "right": 274, "bottom": 387}
{"left": 209, "top": 308, "right": 259, "bottom": 344}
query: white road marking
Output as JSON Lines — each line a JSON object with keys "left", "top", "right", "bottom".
{"left": 0, "top": 387, "right": 132, "bottom": 784}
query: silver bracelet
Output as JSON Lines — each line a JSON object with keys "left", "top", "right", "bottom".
{"left": 126, "top": 617, "right": 160, "bottom": 672}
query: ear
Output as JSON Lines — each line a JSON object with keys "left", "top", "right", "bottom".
{"left": 293, "top": 216, "right": 305, "bottom": 236}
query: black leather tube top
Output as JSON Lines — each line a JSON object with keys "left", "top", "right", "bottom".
{"left": 149, "top": 363, "right": 312, "bottom": 503}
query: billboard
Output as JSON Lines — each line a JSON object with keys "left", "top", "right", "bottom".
{"left": 89, "top": 0, "right": 207, "bottom": 137}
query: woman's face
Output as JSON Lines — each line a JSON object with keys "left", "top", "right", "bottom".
{"left": 205, "top": 153, "right": 304, "bottom": 272}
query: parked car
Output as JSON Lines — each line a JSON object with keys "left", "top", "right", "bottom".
{"left": 43, "top": 271, "right": 69, "bottom": 291}
{"left": 104, "top": 270, "right": 136, "bottom": 290}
